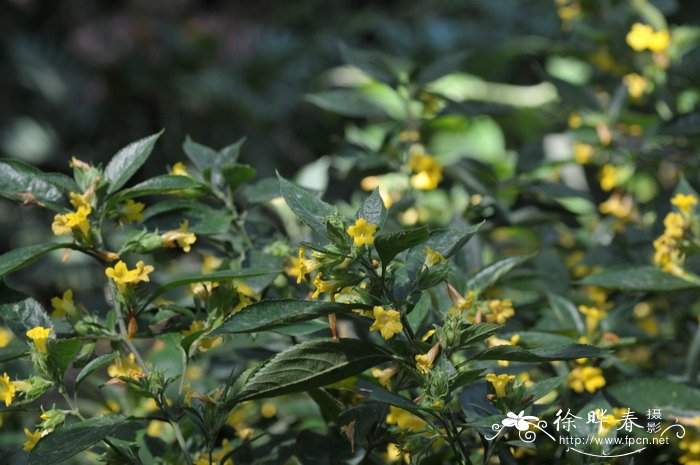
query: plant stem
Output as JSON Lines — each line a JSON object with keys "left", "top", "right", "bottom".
{"left": 170, "top": 419, "right": 194, "bottom": 465}
{"left": 685, "top": 324, "right": 700, "bottom": 382}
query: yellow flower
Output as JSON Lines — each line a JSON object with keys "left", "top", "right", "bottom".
{"left": 663, "top": 212, "right": 686, "bottom": 239}
{"left": 593, "top": 409, "right": 618, "bottom": 437}
{"left": 578, "top": 305, "right": 607, "bottom": 334}
{"left": 107, "top": 353, "right": 144, "bottom": 378}
{"left": 626, "top": 23, "right": 670, "bottom": 53}
{"left": 170, "top": 162, "right": 189, "bottom": 176}
{"left": 599, "top": 164, "right": 618, "bottom": 191}
{"left": 161, "top": 220, "right": 197, "bottom": 253}
{"left": 105, "top": 260, "right": 154, "bottom": 292}
{"left": 573, "top": 142, "right": 593, "bottom": 164}
{"left": 118, "top": 199, "right": 145, "bottom": 223}
{"left": 648, "top": 30, "right": 670, "bottom": 53}
{"left": 568, "top": 112, "right": 582, "bottom": 128}
{"left": 626, "top": 23, "right": 654, "bottom": 51}
{"left": 386, "top": 406, "right": 426, "bottom": 431}
{"left": 424, "top": 247, "right": 446, "bottom": 267}
{"left": 485, "top": 373, "right": 515, "bottom": 397}
{"left": 23, "top": 428, "right": 42, "bottom": 452}
{"left": 51, "top": 206, "right": 92, "bottom": 237}
{"left": 623, "top": 73, "right": 648, "bottom": 99}
{"left": 408, "top": 153, "right": 443, "bottom": 190}
{"left": 567, "top": 366, "right": 606, "bottom": 393}
{"left": 415, "top": 353, "right": 433, "bottom": 375}
{"left": 50, "top": 289, "right": 77, "bottom": 318}
{"left": 386, "top": 443, "right": 411, "bottom": 464}
{"left": 347, "top": 218, "right": 378, "bottom": 247}
{"left": 68, "top": 191, "right": 93, "bottom": 210}
{"left": 183, "top": 321, "right": 223, "bottom": 352}
{"left": 260, "top": 402, "right": 277, "bottom": 418}
{"left": 371, "top": 366, "right": 398, "bottom": 388}
{"left": 599, "top": 192, "right": 634, "bottom": 220}
{"left": 312, "top": 273, "right": 338, "bottom": 299}
{"left": 0, "top": 372, "right": 16, "bottom": 406}
{"left": 369, "top": 306, "right": 403, "bottom": 340}
{"left": 447, "top": 283, "right": 475, "bottom": 314}
{"left": 485, "top": 299, "right": 515, "bottom": 325}
{"left": 0, "top": 327, "right": 12, "bottom": 348}
{"left": 671, "top": 193, "right": 698, "bottom": 215}
{"left": 26, "top": 326, "right": 52, "bottom": 353}
{"left": 285, "top": 247, "right": 318, "bottom": 283}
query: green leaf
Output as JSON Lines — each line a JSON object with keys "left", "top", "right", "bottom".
{"left": 278, "top": 175, "right": 336, "bottom": 236}
{"left": 308, "top": 388, "right": 345, "bottom": 422}
{"left": 109, "top": 175, "right": 204, "bottom": 203}
{"left": 233, "top": 338, "right": 391, "bottom": 401}
{"left": 0, "top": 242, "right": 72, "bottom": 279}
{"left": 222, "top": 164, "right": 256, "bottom": 192}
{"left": 212, "top": 300, "right": 362, "bottom": 335}
{"left": 525, "top": 377, "right": 563, "bottom": 404}
{"left": 473, "top": 343, "right": 609, "bottom": 362}
{"left": 579, "top": 266, "right": 698, "bottom": 291}
{"left": 104, "top": 131, "right": 163, "bottom": 194}
{"left": 547, "top": 293, "right": 585, "bottom": 333}
{"left": 458, "top": 323, "right": 501, "bottom": 347}
{"left": 423, "top": 224, "right": 482, "bottom": 259}
{"left": 359, "top": 385, "right": 425, "bottom": 415}
{"left": 0, "top": 159, "right": 66, "bottom": 210}
{"left": 356, "top": 188, "right": 387, "bottom": 230}
{"left": 141, "top": 268, "right": 278, "bottom": 309}
{"left": 75, "top": 353, "right": 118, "bottom": 387}
{"left": 305, "top": 89, "right": 386, "bottom": 118}
{"left": 467, "top": 255, "right": 531, "bottom": 293}
{"left": 0, "top": 284, "right": 52, "bottom": 342}
{"left": 183, "top": 136, "right": 219, "bottom": 171}
{"left": 28, "top": 415, "right": 127, "bottom": 465}
{"left": 339, "top": 44, "right": 411, "bottom": 85}
{"left": 375, "top": 226, "right": 430, "bottom": 265}
{"left": 607, "top": 378, "right": 700, "bottom": 417}
{"left": 47, "top": 338, "right": 81, "bottom": 376}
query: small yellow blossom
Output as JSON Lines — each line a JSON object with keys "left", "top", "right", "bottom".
{"left": 0, "top": 373, "right": 16, "bottom": 406}
{"left": 161, "top": 220, "right": 197, "bottom": 253}
{"left": 485, "top": 373, "right": 515, "bottom": 397}
{"left": 485, "top": 299, "right": 515, "bottom": 325}
{"left": 371, "top": 366, "right": 398, "bottom": 388}
{"left": 447, "top": 283, "right": 475, "bottom": 314}
{"left": 312, "top": 273, "right": 338, "bottom": 299}
{"left": 107, "top": 353, "right": 144, "bottom": 378}
{"left": 408, "top": 152, "right": 443, "bottom": 190}
{"left": 118, "top": 199, "right": 145, "bottom": 223}
{"left": 573, "top": 142, "right": 593, "bottom": 164}
{"left": 369, "top": 306, "right": 403, "bottom": 340}
{"left": 183, "top": 321, "right": 223, "bottom": 352}
{"left": 663, "top": 212, "right": 686, "bottom": 239}
{"left": 51, "top": 289, "right": 77, "bottom": 318}
{"left": 69, "top": 191, "right": 93, "bottom": 210}
{"left": 26, "top": 326, "right": 52, "bottom": 353}
{"left": 671, "top": 193, "right": 698, "bottom": 215}
{"left": 51, "top": 206, "right": 92, "bottom": 237}
{"left": 386, "top": 443, "right": 411, "bottom": 464}
{"left": 286, "top": 247, "right": 318, "bottom": 283}
{"left": 568, "top": 112, "right": 582, "bottom": 128}
{"left": 567, "top": 366, "right": 606, "bottom": 393}
{"left": 260, "top": 402, "right": 277, "bottom": 418}
{"left": 599, "top": 192, "right": 634, "bottom": 221}
{"left": 23, "top": 428, "right": 42, "bottom": 452}
{"left": 424, "top": 247, "right": 446, "bottom": 267}
{"left": 170, "top": 162, "right": 189, "bottom": 176}
{"left": 105, "top": 260, "right": 154, "bottom": 292}
{"left": 415, "top": 353, "right": 433, "bottom": 375}
{"left": 599, "top": 164, "right": 618, "bottom": 191}
{"left": 386, "top": 406, "right": 426, "bottom": 431}
{"left": 626, "top": 23, "right": 670, "bottom": 53}
{"left": 648, "top": 29, "right": 670, "bottom": 52}
{"left": 579, "top": 305, "right": 607, "bottom": 334}
{"left": 623, "top": 73, "right": 648, "bottom": 99}
{"left": 0, "top": 327, "right": 12, "bottom": 348}
{"left": 347, "top": 218, "right": 377, "bottom": 247}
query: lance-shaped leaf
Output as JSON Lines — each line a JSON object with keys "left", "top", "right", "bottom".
{"left": 140, "top": 268, "right": 278, "bottom": 309}
{"left": 75, "top": 353, "right": 118, "bottom": 387}
{"left": 355, "top": 188, "right": 387, "bottom": 230}
{"left": 104, "top": 131, "right": 163, "bottom": 194}
{"left": 28, "top": 415, "right": 127, "bottom": 465}
{"left": 0, "top": 242, "right": 73, "bottom": 279}
{"left": 472, "top": 343, "right": 609, "bottom": 362}
{"left": 233, "top": 338, "right": 391, "bottom": 401}
{"left": 0, "top": 284, "right": 52, "bottom": 342}
{"left": 0, "top": 159, "right": 67, "bottom": 210}
{"left": 278, "top": 174, "right": 336, "bottom": 236}
{"left": 607, "top": 378, "right": 700, "bottom": 418}
{"left": 375, "top": 226, "right": 430, "bottom": 265}
{"left": 107, "top": 175, "right": 205, "bottom": 206}
{"left": 580, "top": 266, "right": 698, "bottom": 291}
{"left": 212, "top": 300, "right": 364, "bottom": 335}
{"left": 467, "top": 254, "right": 531, "bottom": 293}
